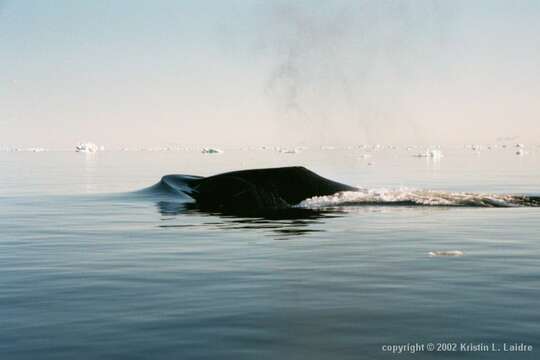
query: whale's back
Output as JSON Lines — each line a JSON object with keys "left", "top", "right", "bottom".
{"left": 190, "top": 166, "right": 357, "bottom": 213}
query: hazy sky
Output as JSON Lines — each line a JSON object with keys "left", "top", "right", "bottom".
{"left": 2, "top": 0, "right": 540, "bottom": 148}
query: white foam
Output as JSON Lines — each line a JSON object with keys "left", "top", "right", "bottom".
{"left": 297, "top": 188, "right": 522, "bottom": 208}
{"left": 429, "top": 250, "right": 464, "bottom": 257}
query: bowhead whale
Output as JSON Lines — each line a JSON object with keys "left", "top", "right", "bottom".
{"left": 152, "top": 166, "right": 356, "bottom": 214}
{"left": 143, "top": 166, "right": 540, "bottom": 216}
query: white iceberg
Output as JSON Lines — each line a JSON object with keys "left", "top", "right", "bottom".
{"left": 24, "top": 147, "right": 46, "bottom": 152}
{"left": 75, "top": 142, "right": 98, "bottom": 153}
{"left": 413, "top": 149, "right": 443, "bottom": 159}
{"left": 277, "top": 146, "right": 305, "bottom": 154}
{"left": 201, "top": 147, "right": 223, "bottom": 154}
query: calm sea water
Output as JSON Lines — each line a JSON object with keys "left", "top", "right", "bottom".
{"left": 1, "top": 147, "right": 539, "bottom": 359}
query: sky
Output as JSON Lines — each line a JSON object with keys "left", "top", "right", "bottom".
{"left": 1, "top": 0, "right": 540, "bottom": 148}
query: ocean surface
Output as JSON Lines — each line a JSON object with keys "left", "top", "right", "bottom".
{"left": 1, "top": 146, "right": 539, "bottom": 359}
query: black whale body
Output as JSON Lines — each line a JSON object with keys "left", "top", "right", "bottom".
{"left": 156, "top": 166, "right": 357, "bottom": 214}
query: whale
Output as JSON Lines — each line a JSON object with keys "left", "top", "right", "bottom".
{"left": 149, "top": 166, "right": 357, "bottom": 215}
{"left": 141, "top": 166, "right": 540, "bottom": 216}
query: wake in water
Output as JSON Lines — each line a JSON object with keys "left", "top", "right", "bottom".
{"left": 298, "top": 188, "right": 540, "bottom": 208}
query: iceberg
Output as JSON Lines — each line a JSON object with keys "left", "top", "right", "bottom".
{"left": 201, "top": 148, "right": 223, "bottom": 154}
{"left": 279, "top": 148, "right": 299, "bottom": 154}
{"left": 75, "top": 142, "right": 98, "bottom": 153}
{"left": 413, "top": 149, "right": 443, "bottom": 159}
{"left": 277, "top": 146, "right": 305, "bottom": 154}
{"left": 24, "top": 147, "right": 46, "bottom": 152}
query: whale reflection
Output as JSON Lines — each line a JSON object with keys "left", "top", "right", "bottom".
{"left": 154, "top": 201, "right": 343, "bottom": 238}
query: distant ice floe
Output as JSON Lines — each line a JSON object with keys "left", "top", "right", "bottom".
{"left": 514, "top": 144, "right": 526, "bottom": 156}
{"left": 0, "top": 146, "right": 48, "bottom": 152}
{"left": 281, "top": 149, "right": 297, "bottom": 154}
{"left": 201, "top": 148, "right": 223, "bottom": 154}
{"left": 24, "top": 147, "right": 47, "bottom": 152}
{"left": 279, "top": 146, "right": 305, "bottom": 154}
{"left": 138, "top": 145, "right": 192, "bottom": 152}
{"left": 429, "top": 250, "right": 464, "bottom": 257}
{"left": 413, "top": 149, "right": 443, "bottom": 159}
{"left": 75, "top": 142, "right": 99, "bottom": 153}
